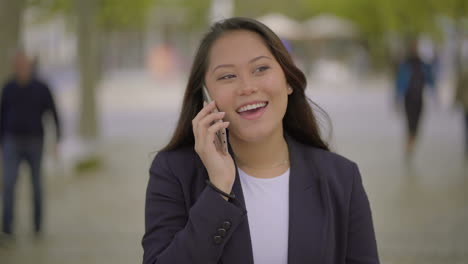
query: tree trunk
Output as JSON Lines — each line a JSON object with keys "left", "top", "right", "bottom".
{"left": 76, "top": 0, "right": 99, "bottom": 141}
{"left": 0, "top": 0, "right": 26, "bottom": 84}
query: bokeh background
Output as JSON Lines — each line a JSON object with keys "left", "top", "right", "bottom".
{"left": 0, "top": 0, "right": 467, "bottom": 263}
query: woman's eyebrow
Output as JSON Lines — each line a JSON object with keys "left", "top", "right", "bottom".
{"left": 248, "top": 55, "right": 272, "bottom": 64}
{"left": 212, "top": 64, "right": 235, "bottom": 74}
{"left": 211, "top": 55, "right": 273, "bottom": 74}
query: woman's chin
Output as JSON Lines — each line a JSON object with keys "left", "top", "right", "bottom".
{"left": 230, "top": 127, "right": 273, "bottom": 144}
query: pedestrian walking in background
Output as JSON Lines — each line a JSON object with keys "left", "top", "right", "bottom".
{"left": 395, "top": 40, "right": 435, "bottom": 159}
{"left": 0, "top": 51, "right": 61, "bottom": 237}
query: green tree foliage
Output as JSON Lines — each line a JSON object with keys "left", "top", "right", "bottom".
{"left": 152, "top": 0, "right": 212, "bottom": 30}
{"left": 100, "top": 0, "right": 155, "bottom": 29}
{"left": 27, "top": 0, "right": 156, "bottom": 30}
{"left": 235, "top": 0, "right": 467, "bottom": 67}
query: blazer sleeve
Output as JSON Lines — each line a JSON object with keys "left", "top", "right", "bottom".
{"left": 346, "top": 163, "right": 380, "bottom": 264}
{"left": 42, "top": 83, "right": 61, "bottom": 141}
{"left": 142, "top": 152, "right": 247, "bottom": 264}
{"left": 0, "top": 84, "right": 8, "bottom": 144}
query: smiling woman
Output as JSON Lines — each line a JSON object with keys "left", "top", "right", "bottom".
{"left": 142, "top": 17, "right": 380, "bottom": 264}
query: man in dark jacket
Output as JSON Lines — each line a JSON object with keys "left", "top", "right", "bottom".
{"left": 0, "top": 51, "right": 61, "bottom": 236}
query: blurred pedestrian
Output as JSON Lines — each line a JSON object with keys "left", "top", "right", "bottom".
{"left": 395, "top": 39, "right": 435, "bottom": 159}
{"left": 0, "top": 51, "right": 61, "bottom": 236}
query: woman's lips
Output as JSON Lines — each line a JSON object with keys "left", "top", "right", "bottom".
{"left": 237, "top": 104, "right": 267, "bottom": 120}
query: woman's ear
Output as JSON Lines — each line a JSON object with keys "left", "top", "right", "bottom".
{"left": 287, "top": 85, "right": 293, "bottom": 95}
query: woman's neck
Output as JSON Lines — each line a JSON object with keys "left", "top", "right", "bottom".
{"left": 229, "top": 129, "right": 289, "bottom": 173}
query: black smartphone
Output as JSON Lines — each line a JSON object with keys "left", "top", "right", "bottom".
{"left": 202, "top": 86, "right": 228, "bottom": 154}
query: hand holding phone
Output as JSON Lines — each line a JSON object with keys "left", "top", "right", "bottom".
{"left": 202, "top": 86, "right": 229, "bottom": 154}
{"left": 193, "top": 86, "right": 235, "bottom": 199}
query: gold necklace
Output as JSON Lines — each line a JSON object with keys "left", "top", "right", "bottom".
{"left": 233, "top": 153, "right": 290, "bottom": 170}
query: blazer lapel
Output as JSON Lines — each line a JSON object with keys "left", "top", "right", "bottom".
{"left": 286, "top": 136, "right": 328, "bottom": 263}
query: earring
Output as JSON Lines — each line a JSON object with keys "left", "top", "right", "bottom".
{"left": 288, "top": 86, "right": 293, "bottom": 91}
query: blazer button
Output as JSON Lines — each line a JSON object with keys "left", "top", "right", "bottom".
{"left": 217, "top": 228, "right": 227, "bottom": 238}
{"left": 213, "top": 235, "right": 223, "bottom": 245}
{"left": 222, "top": 221, "right": 231, "bottom": 230}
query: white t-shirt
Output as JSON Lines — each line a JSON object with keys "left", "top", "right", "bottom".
{"left": 238, "top": 168, "right": 290, "bottom": 264}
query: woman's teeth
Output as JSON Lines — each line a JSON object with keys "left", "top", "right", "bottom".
{"left": 237, "top": 102, "right": 267, "bottom": 113}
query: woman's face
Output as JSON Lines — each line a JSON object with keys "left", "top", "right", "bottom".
{"left": 204, "top": 30, "right": 292, "bottom": 143}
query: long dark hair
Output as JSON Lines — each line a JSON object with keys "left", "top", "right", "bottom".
{"left": 161, "top": 17, "right": 329, "bottom": 152}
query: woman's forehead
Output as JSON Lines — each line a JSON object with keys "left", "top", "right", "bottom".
{"left": 207, "top": 30, "right": 273, "bottom": 68}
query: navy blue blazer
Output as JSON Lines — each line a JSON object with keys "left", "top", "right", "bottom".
{"left": 142, "top": 135, "right": 379, "bottom": 263}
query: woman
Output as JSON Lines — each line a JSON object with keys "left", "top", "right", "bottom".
{"left": 142, "top": 17, "right": 379, "bottom": 264}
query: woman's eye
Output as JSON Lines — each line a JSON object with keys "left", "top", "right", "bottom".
{"left": 255, "top": 66, "right": 270, "bottom": 73}
{"left": 218, "top": 74, "right": 236, "bottom": 80}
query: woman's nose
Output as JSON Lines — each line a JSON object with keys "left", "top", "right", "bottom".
{"left": 238, "top": 77, "right": 257, "bottom": 96}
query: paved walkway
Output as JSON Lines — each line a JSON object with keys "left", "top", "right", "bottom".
{"left": 0, "top": 73, "right": 467, "bottom": 263}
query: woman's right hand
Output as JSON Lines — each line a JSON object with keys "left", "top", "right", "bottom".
{"left": 192, "top": 101, "right": 235, "bottom": 198}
